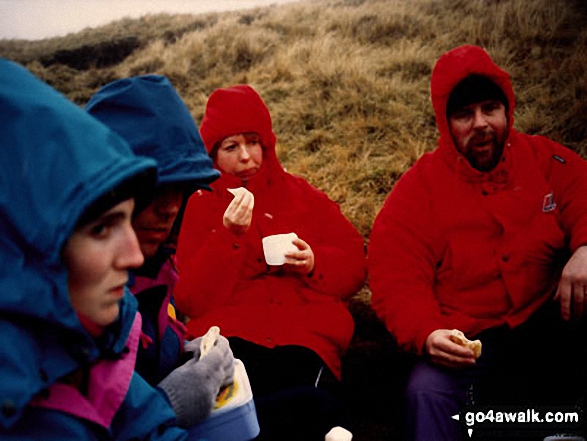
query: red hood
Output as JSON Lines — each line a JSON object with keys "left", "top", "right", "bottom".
{"left": 430, "top": 45, "right": 516, "bottom": 153}
{"left": 199, "top": 84, "right": 285, "bottom": 195}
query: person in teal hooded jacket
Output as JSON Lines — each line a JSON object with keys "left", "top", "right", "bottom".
{"left": 0, "top": 60, "right": 226, "bottom": 439}
{"left": 0, "top": 59, "right": 186, "bottom": 440}
{"left": 85, "top": 75, "right": 235, "bottom": 428}
{"left": 85, "top": 75, "right": 227, "bottom": 390}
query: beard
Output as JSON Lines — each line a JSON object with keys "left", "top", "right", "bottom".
{"left": 464, "top": 129, "right": 507, "bottom": 172}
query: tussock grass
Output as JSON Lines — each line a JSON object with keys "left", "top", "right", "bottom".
{"left": 2, "top": 0, "right": 586, "bottom": 241}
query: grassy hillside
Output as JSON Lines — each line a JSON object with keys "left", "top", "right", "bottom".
{"left": 2, "top": 1, "right": 586, "bottom": 438}
{"left": 2, "top": 0, "right": 585, "bottom": 243}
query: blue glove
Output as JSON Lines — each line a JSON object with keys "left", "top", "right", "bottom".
{"left": 158, "top": 335, "right": 235, "bottom": 427}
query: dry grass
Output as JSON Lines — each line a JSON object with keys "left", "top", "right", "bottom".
{"left": 2, "top": 0, "right": 586, "bottom": 246}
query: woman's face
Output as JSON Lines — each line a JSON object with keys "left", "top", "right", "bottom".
{"left": 63, "top": 198, "right": 144, "bottom": 335}
{"left": 215, "top": 133, "right": 263, "bottom": 178}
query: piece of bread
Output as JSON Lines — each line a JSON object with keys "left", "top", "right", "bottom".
{"left": 228, "top": 187, "right": 245, "bottom": 197}
{"left": 449, "top": 329, "right": 482, "bottom": 359}
{"left": 227, "top": 187, "right": 254, "bottom": 209}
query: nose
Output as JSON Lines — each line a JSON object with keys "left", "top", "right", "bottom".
{"left": 116, "top": 225, "right": 144, "bottom": 270}
{"left": 238, "top": 144, "right": 251, "bottom": 162}
{"left": 472, "top": 108, "right": 488, "bottom": 129}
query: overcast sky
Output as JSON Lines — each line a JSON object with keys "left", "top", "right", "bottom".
{"left": 0, "top": 0, "right": 302, "bottom": 40}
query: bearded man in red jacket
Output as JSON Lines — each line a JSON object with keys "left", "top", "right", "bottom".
{"left": 369, "top": 45, "right": 587, "bottom": 440}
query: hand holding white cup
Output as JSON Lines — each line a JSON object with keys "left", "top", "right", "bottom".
{"left": 262, "top": 233, "right": 298, "bottom": 265}
{"left": 262, "top": 233, "right": 315, "bottom": 275}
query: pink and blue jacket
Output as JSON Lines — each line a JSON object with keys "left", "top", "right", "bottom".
{"left": 0, "top": 59, "right": 186, "bottom": 440}
{"left": 129, "top": 249, "right": 187, "bottom": 385}
{"left": 85, "top": 75, "right": 220, "bottom": 386}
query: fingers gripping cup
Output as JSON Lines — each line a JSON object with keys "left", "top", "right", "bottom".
{"left": 262, "top": 233, "right": 298, "bottom": 265}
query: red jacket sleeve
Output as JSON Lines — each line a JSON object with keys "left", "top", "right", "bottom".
{"left": 368, "top": 166, "right": 446, "bottom": 354}
{"left": 298, "top": 185, "right": 366, "bottom": 300}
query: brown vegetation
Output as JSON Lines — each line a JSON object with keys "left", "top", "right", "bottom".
{"left": 2, "top": 1, "right": 586, "bottom": 438}
{"left": 2, "top": 0, "right": 585, "bottom": 242}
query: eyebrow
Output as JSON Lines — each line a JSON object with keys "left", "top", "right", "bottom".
{"left": 221, "top": 137, "right": 239, "bottom": 145}
{"left": 92, "top": 209, "right": 128, "bottom": 226}
{"left": 466, "top": 99, "right": 502, "bottom": 108}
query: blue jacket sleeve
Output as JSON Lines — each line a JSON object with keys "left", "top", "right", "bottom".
{"left": 111, "top": 373, "right": 188, "bottom": 441}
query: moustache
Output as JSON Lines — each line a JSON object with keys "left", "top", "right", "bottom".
{"left": 469, "top": 131, "right": 495, "bottom": 147}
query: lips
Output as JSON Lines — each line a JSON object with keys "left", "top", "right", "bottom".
{"left": 470, "top": 131, "right": 494, "bottom": 148}
{"left": 469, "top": 135, "right": 495, "bottom": 151}
{"left": 237, "top": 168, "right": 259, "bottom": 178}
{"left": 110, "top": 284, "right": 126, "bottom": 298}
{"left": 136, "top": 227, "right": 170, "bottom": 242}
{"left": 473, "top": 141, "right": 491, "bottom": 150}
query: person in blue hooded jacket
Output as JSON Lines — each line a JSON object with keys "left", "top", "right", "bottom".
{"left": 85, "top": 75, "right": 234, "bottom": 426}
{"left": 0, "top": 60, "right": 228, "bottom": 439}
{"left": 0, "top": 58, "right": 174, "bottom": 439}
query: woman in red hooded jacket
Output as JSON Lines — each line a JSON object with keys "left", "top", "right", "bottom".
{"left": 175, "top": 85, "right": 366, "bottom": 440}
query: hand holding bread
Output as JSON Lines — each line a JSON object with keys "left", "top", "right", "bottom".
{"left": 448, "top": 329, "right": 482, "bottom": 359}
{"left": 223, "top": 187, "right": 254, "bottom": 235}
{"left": 425, "top": 328, "right": 481, "bottom": 368}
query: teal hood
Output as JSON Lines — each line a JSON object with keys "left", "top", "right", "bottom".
{"left": 85, "top": 75, "right": 219, "bottom": 192}
{"left": 0, "top": 59, "right": 156, "bottom": 428}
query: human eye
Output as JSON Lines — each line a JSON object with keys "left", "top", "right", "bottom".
{"left": 241, "top": 133, "right": 259, "bottom": 146}
{"left": 88, "top": 219, "right": 113, "bottom": 239}
{"left": 482, "top": 101, "right": 502, "bottom": 114}
{"left": 222, "top": 143, "right": 237, "bottom": 153}
{"left": 248, "top": 137, "right": 261, "bottom": 146}
{"left": 85, "top": 211, "right": 127, "bottom": 239}
{"left": 451, "top": 109, "right": 471, "bottom": 121}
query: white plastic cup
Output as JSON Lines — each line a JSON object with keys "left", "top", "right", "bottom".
{"left": 325, "top": 426, "right": 353, "bottom": 441}
{"left": 262, "top": 233, "right": 298, "bottom": 265}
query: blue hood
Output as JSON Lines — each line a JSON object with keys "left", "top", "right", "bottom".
{"left": 85, "top": 75, "right": 220, "bottom": 191}
{"left": 0, "top": 59, "right": 157, "bottom": 428}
